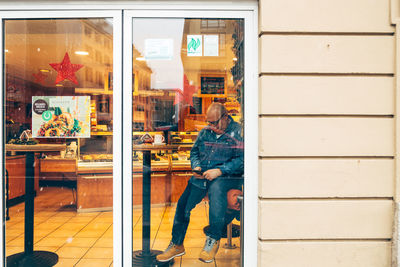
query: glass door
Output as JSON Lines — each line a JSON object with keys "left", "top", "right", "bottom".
{"left": 1, "top": 7, "right": 257, "bottom": 267}
{"left": 1, "top": 11, "right": 122, "bottom": 267}
{"left": 123, "top": 10, "right": 255, "bottom": 267}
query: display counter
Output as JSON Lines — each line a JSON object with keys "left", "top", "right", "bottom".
{"left": 77, "top": 155, "right": 191, "bottom": 210}
{"left": 39, "top": 157, "right": 76, "bottom": 184}
{"left": 77, "top": 173, "right": 113, "bottom": 212}
{"left": 34, "top": 131, "right": 198, "bottom": 212}
{"left": 41, "top": 157, "right": 77, "bottom": 173}
{"left": 5, "top": 155, "right": 40, "bottom": 203}
{"left": 73, "top": 150, "right": 192, "bottom": 212}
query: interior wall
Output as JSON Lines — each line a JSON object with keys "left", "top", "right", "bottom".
{"left": 258, "top": 0, "right": 395, "bottom": 266}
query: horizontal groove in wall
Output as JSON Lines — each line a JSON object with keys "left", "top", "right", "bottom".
{"left": 259, "top": 73, "right": 394, "bottom": 77}
{"left": 259, "top": 197, "right": 394, "bottom": 201}
{"left": 259, "top": 239, "right": 392, "bottom": 243}
{"left": 258, "top": 156, "right": 394, "bottom": 159}
{"left": 258, "top": 114, "right": 394, "bottom": 118}
{"left": 259, "top": 32, "right": 394, "bottom": 36}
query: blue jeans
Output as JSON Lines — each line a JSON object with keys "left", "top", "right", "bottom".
{"left": 171, "top": 177, "right": 243, "bottom": 244}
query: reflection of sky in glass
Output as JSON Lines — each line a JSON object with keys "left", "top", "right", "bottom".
{"left": 105, "top": 18, "right": 113, "bottom": 27}
{"left": 132, "top": 19, "right": 184, "bottom": 90}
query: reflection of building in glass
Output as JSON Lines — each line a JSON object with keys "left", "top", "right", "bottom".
{"left": 81, "top": 20, "right": 113, "bottom": 89}
{"left": 5, "top": 19, "right": 112, "bottom": 90}
{"left": 131, "top": 19, "right": 243, "bottom": 132}
{"left": 4, "top": 19, "right": 114, "bottom": 138}
{"left": 132, "top": 45, "right": 154, "bottom": 131}
{"left": 180, "top": 19, "right": 242, "bottom": 131}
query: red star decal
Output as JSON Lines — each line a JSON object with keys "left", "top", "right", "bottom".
{"left": 32, "top": 71, "right": 47, "bottom": 85}
{"left": 49, "top": 52, "right": 83, "bottom": 85}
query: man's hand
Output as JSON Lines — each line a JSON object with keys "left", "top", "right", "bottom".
{"left": 193, "top": 167, "right": 204, "bottom": 178}
{"left": 203, "top": 169, "right": 222, "bottom": 181}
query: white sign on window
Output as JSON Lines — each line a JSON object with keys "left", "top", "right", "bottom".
{"left": 204, "top": 35, "right": 219, "bottom": 56}
{"left": 145, "top": 39, "right": 173, "bottom": 60}
{"left": 187, "top": 35, "right": 202, "bottom": 56}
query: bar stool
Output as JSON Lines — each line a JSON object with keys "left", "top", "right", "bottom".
{"left": 202, "top": 189, "right": 242, "bottom": 248}
{"left": 224, "top": 189, "right": 242, "bottom": 249}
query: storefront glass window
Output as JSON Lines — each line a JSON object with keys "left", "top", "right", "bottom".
{"left": 3, "top": 18, "right": 114, "bottom": 266}
{"left": 131, "top": 18, "right": 244, "bottom": 266}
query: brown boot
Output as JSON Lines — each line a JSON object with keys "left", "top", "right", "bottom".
{"left": 199, "top": 236, "right": 220, "bottom": 263}
{"left": 156, "top": 241, "right": 185, "bottom": 262}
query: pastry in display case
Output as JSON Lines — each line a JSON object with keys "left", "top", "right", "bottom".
{"left": 132, "top": 150, "right": 169, "bottom": 163}
{"left": 225, "top": 98, "right": 242, "bottom": 122}
{"left": 171, "top": 150, "right": 191, "bottom": 170}
{"left": 81, "top": 153, "right": 113, "bottom": 162}
{"left": 169, "top": 131, "right": 198, "bottom": 145}
{"left": 172, "top": 150, "right": 190, "bottom": 161}
{"left": 132, "top": 151, "right": 169, "bottom": 172}
{"left": 77, "top": 134, "right": 113, "bottom": 172}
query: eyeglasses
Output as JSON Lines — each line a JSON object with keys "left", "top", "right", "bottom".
{"left": 207, "top": 113, "right": 226, "bottom": 126}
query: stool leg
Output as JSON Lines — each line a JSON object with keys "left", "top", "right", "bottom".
{"left": 224, "top": 222, "right": 237, "bottom": 249}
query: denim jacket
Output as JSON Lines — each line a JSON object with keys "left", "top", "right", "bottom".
{"left": 189, "top": 116, "right": 244, "bottom": 189}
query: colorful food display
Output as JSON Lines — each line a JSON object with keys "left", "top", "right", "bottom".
{"left": 36, "top": 108, "right": 84, "bottom": 137}
{"left": 32, "top": 96, "right": 91, "bottom": 138}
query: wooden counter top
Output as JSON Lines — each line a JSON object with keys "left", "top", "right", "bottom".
{"left": 76, "top": 160, "right": 190, "bottom": 174}
{"left": 78, "top": 166, "right": 113, "bottom": 174}
{"left": 132, "top": 144, "right": 179, "bottom": 151}
{"left": 6, "top": 155, "right": 27, "bottom": 160}
{"left": 6, "top": 144, "right": 66, "bottom": 152}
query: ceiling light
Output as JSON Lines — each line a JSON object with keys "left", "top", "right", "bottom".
{"left": 75, "top": 51, "right": 89, "bottom": 56}
{"left": 37, "top": 48, "right": 41, "bottom": 52}
{"left": 40, "top": 69, "right": 50, "bottom": 73}
{"left": 5, "top": 49, "right": 9, "bottom": 53}
{"left": 136, "top": 57, "right": 146, "bottom": 61}
{"left": 233, "top": 57, "right": 238, "bottom": 61}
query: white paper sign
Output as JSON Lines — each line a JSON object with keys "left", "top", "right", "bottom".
{"left": 145, "top": 39, "right": 173, "bottom": 60}
{"left": 187, "top": 35, "right": 202, "bottom": 56}
{"left": 204, "top": 35, "right": 219, "bottom": 56}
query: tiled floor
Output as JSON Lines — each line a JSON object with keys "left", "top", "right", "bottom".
{"left": 5, "top": 187, "right": 240, "bottom": 266}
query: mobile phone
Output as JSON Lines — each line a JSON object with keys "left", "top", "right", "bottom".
{"left": 193, "top": 169, "right": 203, "bottom": 175}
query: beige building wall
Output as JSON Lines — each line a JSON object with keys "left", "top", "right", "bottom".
{"left": 258, "top": 0, "right": 395, "bottom": 266}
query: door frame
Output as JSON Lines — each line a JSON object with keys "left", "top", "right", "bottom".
{"left": 123, "top": 9, "right": 258, "bottom": 267}
{"left": 0, "top": 10, "right": 123, "bottom": 267}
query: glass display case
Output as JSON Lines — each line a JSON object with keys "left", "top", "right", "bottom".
{"left": 76, "top": 130, "right": 198, "bottom": 172}
{"left": 169, "top": 131, "right": 198, "bottom": 145}
{"left": 78, "top": 135, "right": 113, "bottom": 161}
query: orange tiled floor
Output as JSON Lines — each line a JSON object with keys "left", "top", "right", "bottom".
{"left": 5, "top": 187, "right": 240, "bottom": 266}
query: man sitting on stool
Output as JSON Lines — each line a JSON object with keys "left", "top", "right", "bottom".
{"left": 157, "top": 103, "right": 244, "bottom": 263}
